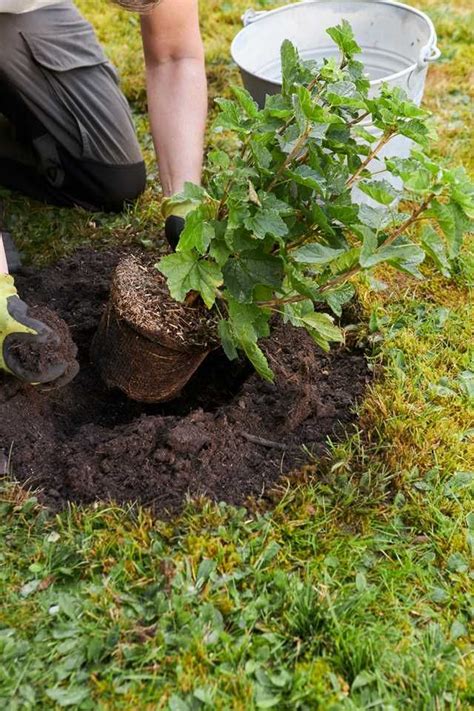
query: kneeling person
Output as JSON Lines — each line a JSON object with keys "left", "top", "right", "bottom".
{"left": 0, "top": 0, "right": 207, "bottom": 383}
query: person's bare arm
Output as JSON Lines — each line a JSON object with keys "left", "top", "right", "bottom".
{"left": 0, "top": 238, "right": 8, "bottom": 275}
{"left": 140, "top": 0, "right": 207, "bottom": 197}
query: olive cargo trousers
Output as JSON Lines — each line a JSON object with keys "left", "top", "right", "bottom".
{"left": 0, "top": 1, "right": 146, "bottom": 212}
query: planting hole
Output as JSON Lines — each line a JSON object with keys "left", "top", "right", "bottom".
{"left": 0, "top": 248, "right": 371, "bottom": 516}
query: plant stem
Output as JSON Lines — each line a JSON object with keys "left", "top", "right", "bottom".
{"left": 346, "top": 131, "right": 395, "bottom": 189}
{"left": 267, "top": 126, "right": 312, "bottom": 192}
{"left": 348, "top": 110, "right": 371, "bottom": 127}
{"left": 216, "top": 139, "right": 250, "bottom": 219}
{"left": 259, "top": 193, "right": 435, "bottom": 308}
{"left": 374, "top": 193, "right": 435, "bottom": 249}
{"left": 318, "top": 193, "right": 435, "bottom": 291}
{"left": 286, "top": 228, "right": 323, "bottom": 252}
{"left": 184, "top": 291, "right": 201, "bottom": 306}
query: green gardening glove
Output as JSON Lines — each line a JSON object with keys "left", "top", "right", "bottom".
{"left": 161, "top": 197, "right": 195, "bottom": 251}
{"left": 0, "top": 274, "right": 69, "bottom": 384}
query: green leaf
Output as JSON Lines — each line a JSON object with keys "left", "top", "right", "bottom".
{"left": 421, "top": 226, "right": 451, "bottom": 277}
{"left": 223, "top": 252, "right": 283, "bottom": 303}
{"left": 427, "top": 199, "right": 466, "bottom": 259}
{"left": 326, "top": 20, "right": 361, "bottom": 58}
{"left": 196, "top": 558, "right": 216, "bottom": 584}
{"left": 227, "top": 299, "right": 270, "bottom": 341}
{"left": 45, "top": 686, "right": 90, "bottom": 707}
{"left": 285, "top": 266, "right": 320, "bottom": 301}
{"left": 358, "top": 225, "right": 378, "bottom": 267}
{"left": 293, "top": 85, "right": 334, "bottom": 125}
{"left": 450, "top": 620, "right": 468, "bottom": 640}
{"left": 255, "top": 686, "right": 281, "bottom": 709}
{"left": 446, "top": 552, "right": 468, "bottom": 574}
{"left": 358, "top": 179, "right": 399, "bottom": 205}
{"left": 310, "top": 203, "right": 336, "bottom": 236}
{"left": 208, "top": 149, "right": 230, "bottom": 169}
{"left": 446, "top": 166, "right": 474, "bottom": 218}
{"left": 209, "top": 226, "right": 231, "bottom": 266}
{"left": 158, "top": 252, "right": 223, "bottom": 308}
{"left": 286, "top": 302, "right": 343, "bottom": 350}
{"left": 263, "top": 93, "right": 293, "bottom": 119}
{"left": 177, "top": 207, "right": 214, "bottom": 255}
{"left": 404, "top": 169, "right": 433, "bottom": 193}
{"left": 324, "top": 282, "right": 355, "bottom": 316}
{"left": 351, "top": 671, "right": 375, "bottom": 691}
{"left": 251, "top": 139, "right": 273, "bottom": 170}
{"left": 194, "top": 687, "right": 214, "bottom": 705}
{"left": 241, "top": 338, "right": 274, "bottom": 381}
{"left": 399, "top": 118, "right": 429, "bottom": 145}
{"left": 430, "top": 587, "right": 449, "bottom": 604}
{"left": 457, "top": 371, "right": 474, "bottom": 401}
{"left": 326, "top": 81, "right": 365, "bottom": 109}
{"left": 214, "top": 98, "right": 247, "bottom": 133}
{"left": 226, "top": 299, "right": 273, "bottom": 378}
{"left": 301, "top": 311, "right": 344, "bottom": 344}
{"left": 385, "top": 156, "right": 419, "bottom": 181}
{"left": 231, "top": 85, "right": 260, "bottom": 118}
{"left": 280, "top": 39, "right": 300, "bottom": 96}
{"left": 361, "top": 241, "right": 425, "bottom": 269}
{"left": 244, "top": 207, "right": 289, "bottom": 240}
{"left": 277, "top": 122, "right": 300, "bottom": 154}
{"left": 428, "top": 199, "right": 455, "bottom": 238}
{"left": 168, "top": 695, "right": 190, "bottom": 711}
{"left": 355, "top": 571, "right": 368, "bottom": 592}
{"left": 330, "top": 246, "right": 360, "bottom": 274}
{"left": 162, "top": 182, "right": 208, "bottom": 217}
{"left": 294, "top": 243, "right": 346, "bottom": 265}
{"left": 354, "top": 126, "right": 378, "bottom": 144}
{"left": 179, "top": 182, "right": 209, "bottom": 202}
{"left": 358, "top": 203, "right": 391, "bottom": 230}
{"left": 283, "top": 299, "right": 313, "bottom": 325}
{"left": 286, "top": 165, "right": 326, "bottom": 194}
{"left": 218, "top": 320, "right": 238, "bottom": 360}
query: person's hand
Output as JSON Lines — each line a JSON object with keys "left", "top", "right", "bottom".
{"left": 161, "top": 196, "right": 195, "bottom": 251}
{"left": 0, "top": 274, "right": 76, "bottom": 385}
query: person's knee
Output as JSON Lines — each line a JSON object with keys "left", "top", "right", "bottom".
{"left": 64, "top": 157, "right": 147, "bottom": 213}
{"left": 99, "top": 161, "right": 147, "bottom": 212}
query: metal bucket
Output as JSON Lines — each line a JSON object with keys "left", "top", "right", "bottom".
{"left": 231, "top": 0, "right": 439, "bottom": 191}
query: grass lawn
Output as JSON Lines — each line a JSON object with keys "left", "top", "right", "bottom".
{"left": 1, "top": 0, "right": 473, "bottom": 708}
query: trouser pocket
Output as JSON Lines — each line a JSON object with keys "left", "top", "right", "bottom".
{"left": 20, "top": 21, "right": 141, "bottom": 165}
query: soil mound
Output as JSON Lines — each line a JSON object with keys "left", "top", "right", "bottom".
{"left": 9, "top": 305, "right": 79, "bottom": 387}
{"left": 0, "top": 248, "right": 371, "bottom": 516}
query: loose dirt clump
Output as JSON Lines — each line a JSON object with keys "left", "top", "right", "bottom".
{"left": 7, "top": 306, "right": 78, "bottom": 386}
{"left": 0, "top": 248, "right": 371, "bottom": 516}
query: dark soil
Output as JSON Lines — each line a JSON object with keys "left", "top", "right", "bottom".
{"left": 8, "top": 305, "right": 78, "bottom": 387}
{"left": 0, "top": 248, "right": 371, "bottom": 517}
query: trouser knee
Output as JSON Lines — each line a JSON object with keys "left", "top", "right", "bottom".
{"left": 86, "top": 160, "right": 147, "bottom": 213}
{"left": 49, "top": 149, "right": 147, "bottom": 213}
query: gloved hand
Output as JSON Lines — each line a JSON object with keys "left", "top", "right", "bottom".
{"left": 161, "top": 196, "right": 195, "bottom": 251}
{"left": 0, "top": 274, "right": 70, "bottom": 385}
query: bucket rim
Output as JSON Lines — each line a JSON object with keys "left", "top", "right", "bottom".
{"left": 230, "top": 0, "right": 438, "bottom": 89}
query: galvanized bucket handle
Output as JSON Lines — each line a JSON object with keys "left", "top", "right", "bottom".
{"left": 242, "top": 8, "right": 269, "bottom": 25}
{"left": 241, "top": 5, "right": 440, "bottom": 87}
{"left": 407, "top": 40, "right": 440, "bottom": 89}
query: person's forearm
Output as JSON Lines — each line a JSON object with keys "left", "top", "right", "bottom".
{"left": 145, "top": 57, "right": 207, "bottom": 196}
{"left": 0, "top": 237, "right": 8, "bottom": 275}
